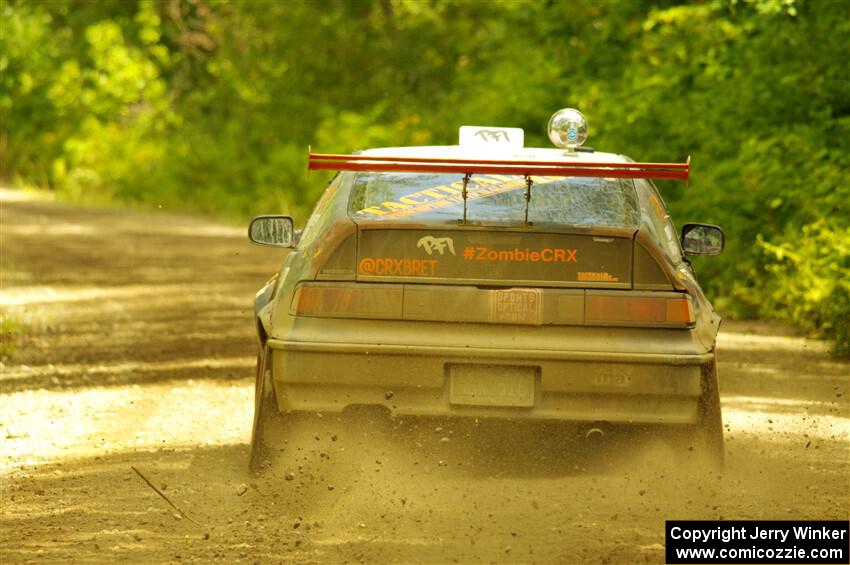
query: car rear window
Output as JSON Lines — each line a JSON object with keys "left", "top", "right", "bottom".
{"left": 348, "top": 172, "right": 640, "bottom": 228}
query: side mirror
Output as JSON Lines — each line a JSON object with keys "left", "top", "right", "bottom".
{"left": 681, "top": 223, "right": 725, "bottom": 256}
{"left": 249, "top": 215, "right": 295, "bottom": 247}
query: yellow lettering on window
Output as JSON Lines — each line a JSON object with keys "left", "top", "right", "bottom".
{"left": 399, "top": 195, "right": 429, "bottom": 205}
{"left": 359, "top": 207, "right": 388, "bottom": 216}
{"left": 382, "top": 201, "right": 411, "bottom": 210}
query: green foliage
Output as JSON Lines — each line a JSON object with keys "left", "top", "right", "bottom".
{"left": 2, "top": 0, "right": 848, "bottom": 353}
{"left": 757, "top": 223, "right": 850, "bottom": 357}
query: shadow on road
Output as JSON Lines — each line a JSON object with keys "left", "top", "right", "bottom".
{"left": 2, "top": 197, "right": 282, "bottom": 394}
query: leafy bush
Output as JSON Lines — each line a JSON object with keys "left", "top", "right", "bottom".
{"left": 757, "top": 223, "right": 850, "bottom": 357}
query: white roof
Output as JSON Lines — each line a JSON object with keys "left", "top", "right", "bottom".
{"left": 359, "top": 145, "right": 627, "bottom": 164}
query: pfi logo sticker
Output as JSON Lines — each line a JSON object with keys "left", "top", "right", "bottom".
{"left": 417, "top": 236, "right": 456, "bottom": 256}
{"left": 473, "top": 129, "right": 511, "bottom": 143}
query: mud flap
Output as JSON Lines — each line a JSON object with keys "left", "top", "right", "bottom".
{"left": 249, "top": 347, "right": 281, "bottom": 473}
{"left": 696, "top": 358, "right": 725, "bottom": 470}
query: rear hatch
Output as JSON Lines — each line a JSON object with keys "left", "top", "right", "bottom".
{"left": 356, "top": 227, "right": 632, "bottom": 289}
{"left": 350, "top": 171, "right": 639, "bottom": 289}
{"left": 297, "top": 171, "right": 692, "bottom": 327}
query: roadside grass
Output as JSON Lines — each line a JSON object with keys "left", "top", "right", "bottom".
{"left": 0, "top": 252, "right": 28, "bottom": 360}
{"left": 1, "top": 313, "right": 24, "bottom": 359}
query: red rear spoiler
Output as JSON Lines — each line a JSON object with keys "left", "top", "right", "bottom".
{"left": 308, "top": 152, "right": 690, "bottom": 182}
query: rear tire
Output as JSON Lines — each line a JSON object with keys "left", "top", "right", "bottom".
{"left": 249, "top": 346, "right": 282, "bottom": 474}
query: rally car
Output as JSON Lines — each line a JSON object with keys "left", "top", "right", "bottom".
{"left": 248, "top": 109, "right": 726, "bottom": 471}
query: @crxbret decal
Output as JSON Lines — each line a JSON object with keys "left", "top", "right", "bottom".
{"left": 417, "top": 236, "right": 456, "bottom": 256}
{"left": 358, "top": 257, "right": 437, "bottom": 277}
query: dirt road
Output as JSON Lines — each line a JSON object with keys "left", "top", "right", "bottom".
{"left": 1, "top": 190, "right": 848, "bottom": 564}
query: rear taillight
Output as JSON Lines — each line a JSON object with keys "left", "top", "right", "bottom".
{"left": 585, "top": 292, "right": 694, "bottom": 327}
{"left": 291, "top": 283, "right": 694, "bottom": 328}
{"left": 291, "top": 282, "right": 402, "bottom": 319}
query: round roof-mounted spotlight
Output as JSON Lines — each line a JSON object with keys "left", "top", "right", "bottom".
{"left": 548, "top": 108, "right": 588, "bottom": 153}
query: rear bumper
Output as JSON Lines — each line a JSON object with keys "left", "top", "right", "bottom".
{"left": 266, "top": 338, "right": 711, "bottom": 425}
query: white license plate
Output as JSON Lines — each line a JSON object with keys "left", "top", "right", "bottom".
{"left": 489, "top": 288, "right": 542, "bottom": 325}
{"left": 449, "top": 364, "right": 536, "bottom": 407}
